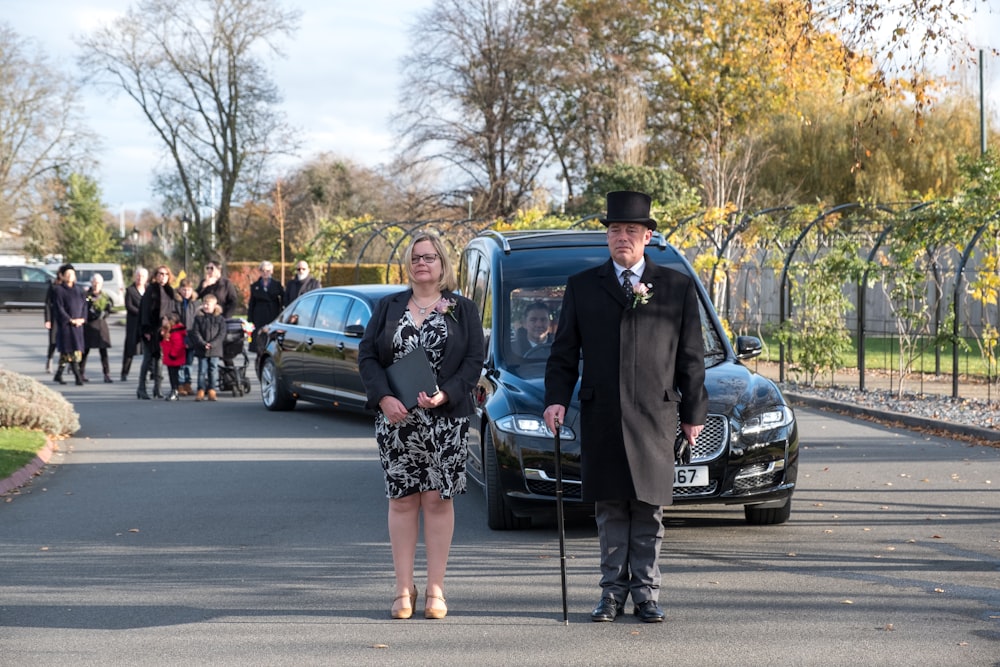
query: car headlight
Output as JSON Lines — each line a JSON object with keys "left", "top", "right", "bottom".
{"left": 741, "top": 406, "right": 794, "bottom": 436}
{"left": 495, "top": 414, "right": 576, "bottom": 441}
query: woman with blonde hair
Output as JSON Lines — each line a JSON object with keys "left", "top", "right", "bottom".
{"left": 359, "top": 232, "right": 484, "bottom": 620}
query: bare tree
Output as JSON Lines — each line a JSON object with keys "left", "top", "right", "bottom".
{"left": 394, "top": 0, "right": 547, "bottom": 219}
{"left": 0, "top": 24, "right": 95, "bottom": 238}
{"left": 77, "top": 0, "right": 300, "bottom": 262}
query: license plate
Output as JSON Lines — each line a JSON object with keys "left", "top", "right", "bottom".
{"left": 673, "top": 466, "right": 708, "bottom": 487}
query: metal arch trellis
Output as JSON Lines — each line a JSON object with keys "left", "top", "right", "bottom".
{"left": 854, "top": 201, "right": 946, "bottom": 392}
{"left": 951, "top": 209, "right": 1000, "bottom": 399}
{"left": 777, "top": 202, "right": 899, "bottom": 383}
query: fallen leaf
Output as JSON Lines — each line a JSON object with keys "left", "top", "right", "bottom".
{"left": 885, "top": 546, "right": 896, "bottom": 551}
{"left": 371, "top": 644, "right": 389, "bottom": 649}
{"left": 814, "top": 502, "right": 824, "bottom": 507}
{"left": 931, "top": 535, "right": 942, "bottom": 539}
{"left": 884, "top": 623, "right": 895, "bottom": 631}
{"left": 786, "top": 553, "right": 797, "bottom": 557}
{"left": 39, "top": 546, "right": 49, "bottom": 551}
{"left": 128, "top": 528, "right": 140, "bottom": 533}
{"left": 934, "top": 588, "right": 945, "bottom": 593}
{"left": 841, "top": 599, "right": 853, "bottom": 604}
{"left": 920, "top": 478, "right": 930, "bottom": 483}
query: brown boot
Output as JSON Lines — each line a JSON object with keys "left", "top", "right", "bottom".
{"left": 179, "top": 383, "right": 192, "bottom": 396}
{"left": 207, "top": 389, "right": 217, "bottom": 401}
{"left": 195, "top": 389, "right": 205, "bottom": 401}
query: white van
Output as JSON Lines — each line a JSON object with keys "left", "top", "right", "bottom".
{"left": 49, "top": 263, "right": 127, "bottom": 308}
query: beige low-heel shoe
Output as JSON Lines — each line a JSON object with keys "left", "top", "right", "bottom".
{"left": 424, "top": 593, "right": 447, "bottom": 619}
{"left": 391, "top": 587, "right": 418, "bottom": 619}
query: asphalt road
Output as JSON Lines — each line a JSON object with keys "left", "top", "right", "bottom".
{"left": 1, "top": 310, "right": 999, "bottom": 666}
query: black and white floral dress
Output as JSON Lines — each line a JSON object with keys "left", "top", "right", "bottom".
{"left": 375, "top": 309, "right": 469, "bottom": 500}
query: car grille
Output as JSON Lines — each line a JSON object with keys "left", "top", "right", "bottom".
{"left": 523, "top": 414, "right": 728, "bottom": 499}
{"left": 688, "top": 415, "right": 727, "bottom": 463}
{"left": 673, "top": 481, "right": 719, "bottom": 497}
{"left": 526, "top": 479, "right": 583, "bottom": 499}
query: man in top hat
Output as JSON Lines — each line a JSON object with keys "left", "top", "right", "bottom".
{"left": 544, "top": 190, "right": 708, "bottom": 623}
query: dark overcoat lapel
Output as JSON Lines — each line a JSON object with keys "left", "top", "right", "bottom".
{"left": 546, "top": 256, "right": 708, "bottom": 505}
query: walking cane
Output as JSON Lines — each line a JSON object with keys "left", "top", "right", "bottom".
{"left": 553, "top": 419, "right": 569, "bottom": 625}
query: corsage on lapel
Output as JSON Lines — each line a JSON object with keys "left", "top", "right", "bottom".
{"left": 632, "top": 282, "right": 653, "bottom": 308}
{"left": 435, "top": 298, "right": 459, "bottom": 321}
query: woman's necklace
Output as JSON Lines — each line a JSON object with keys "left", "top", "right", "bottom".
{"left": 411, "top": 294, "right": 440, "bottom": 315}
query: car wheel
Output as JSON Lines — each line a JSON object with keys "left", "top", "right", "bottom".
{"left": 744, "top": 496, "right": 792, "bottom": 525}
{"left": 484, "top": 427, "right": 530, "bottom": 530}
{"left": 260, "top": 357, "right": 296, "bottom": 411}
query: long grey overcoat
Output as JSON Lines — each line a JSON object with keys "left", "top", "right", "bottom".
{"left": 544, "top": 256, "right": 708, "bottom": 506}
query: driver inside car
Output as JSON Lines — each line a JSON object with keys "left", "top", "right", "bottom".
{"left": 512, "top": 300, "right": 553, "bottom": 356}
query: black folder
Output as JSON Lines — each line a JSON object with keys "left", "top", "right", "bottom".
{"left": 386, "top": 348, "right": 439, "bottom": 409}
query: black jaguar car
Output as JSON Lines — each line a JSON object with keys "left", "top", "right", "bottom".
{"left": 256, "top": 284, "right": 407, "bottom": 411}
{"left": 457, "top": 230, "right": 799, "bottom": 529}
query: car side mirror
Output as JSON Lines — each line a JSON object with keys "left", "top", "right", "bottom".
{"left": 344, "top": 324, "right": 365, "bottom": 338}
{"left": 735, "top": 335, "right": 763, "bottom": 360}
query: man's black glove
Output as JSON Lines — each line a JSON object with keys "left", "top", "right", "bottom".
{"left": 674, "top": 432, "right": 691, "bottom": 465}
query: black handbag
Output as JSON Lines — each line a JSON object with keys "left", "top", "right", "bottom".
{"left": 674, "top": 432, "right": 691, "bottom": 466}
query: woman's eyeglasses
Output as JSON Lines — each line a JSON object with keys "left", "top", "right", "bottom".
{"left": 411, "top": 253, "right": 439, "bottom": 264}
{"left": 205, "top": 266, "right": 216, "bottom": 272}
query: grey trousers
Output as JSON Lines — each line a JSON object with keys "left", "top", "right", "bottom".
{"left": 594, "top": 499, "right": 664, "bottom": 605}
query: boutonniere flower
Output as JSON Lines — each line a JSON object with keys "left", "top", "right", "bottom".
{"left": 632, "top": 282, "right": 653, "bottom": 308}
{"left": 435, "top": 298, "right": 459, "bottom": 321}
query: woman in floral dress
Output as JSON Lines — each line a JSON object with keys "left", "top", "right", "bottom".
{"left": 359, "top": 232, "right": 484, "bottom": 620}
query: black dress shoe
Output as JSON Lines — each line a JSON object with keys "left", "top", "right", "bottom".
{"left": 633, "top": 600, "right": 665, "bottom": 623}
{"left": 590, "top": 597, "right": 623, "bottom": 622}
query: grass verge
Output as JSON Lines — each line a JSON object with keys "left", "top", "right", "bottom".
{"left": 0, "top": 427, "right": 47, "bottom": 480}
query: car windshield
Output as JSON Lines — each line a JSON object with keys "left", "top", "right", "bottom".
{"left": 501, "top": 281, "right": 727, "bottom": 379}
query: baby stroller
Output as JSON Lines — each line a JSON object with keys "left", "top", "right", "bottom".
{"left": 219, "top": 318, "right": 253, "bottom": 397}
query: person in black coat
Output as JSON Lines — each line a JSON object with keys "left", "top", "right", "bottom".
{"left": 544, "top": 191, "right": 708, "bottom": 624}
{"left": 284, "top": 260, "right": 321, "bottom": 304}
{"left": 51, "top": 265, "right": 88, "bottom": 385}
{"left": 247, "top": 260, "right": 283, "bottom": 353}
{"left": 120, "top": 267, "right": 148, "bottom": 381}
{"left": 358, "top": 233, "right": 484, "bottom": 621}
{"left": 196, "top": 261, "right": 238, "bottom": 318}
{"left": 81, "top": 274, "right": 114, "bottom": 383}
{"left": 137, "top": 265, "right": 180, "bottom": 399}
{"left": 43, "top": 272, "right": 62, "bottom": 374}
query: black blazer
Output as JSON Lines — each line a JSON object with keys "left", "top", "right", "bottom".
{"left": 358, "top": 288, "right": 484, "bottom": 419}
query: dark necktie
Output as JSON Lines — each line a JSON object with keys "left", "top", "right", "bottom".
{"left": 621, "top": 269, "right": 634, "bottom": 299}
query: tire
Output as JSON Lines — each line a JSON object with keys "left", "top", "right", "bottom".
{"left": 483, "top": 427, "right": 530, "bottom": 530}
{"left": 260, "top": 357, "right": 296, "bottom": 411}
{"left": 744, "top": 496, "right": 792, "bottom": 525}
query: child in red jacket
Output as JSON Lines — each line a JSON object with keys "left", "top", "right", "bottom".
{"left": 159, "top": 312, "right": 187, "bottom": 401}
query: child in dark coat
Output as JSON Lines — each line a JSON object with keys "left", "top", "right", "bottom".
{"left": 188, "top": 294, "right": 225, "bottom": 401}
{"left": 159, "top": 312, "right": 187, "bottom": 401}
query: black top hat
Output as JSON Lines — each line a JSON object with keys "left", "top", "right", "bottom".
{"left": 599, "top": 191, "right": 656, "bottom": 230}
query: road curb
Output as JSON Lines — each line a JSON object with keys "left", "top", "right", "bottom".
{"left": 784, "top": 391, "right": 1000, "bottom": 443}
{"left": 0, "top": 440, "right": 57, "bottom": 496}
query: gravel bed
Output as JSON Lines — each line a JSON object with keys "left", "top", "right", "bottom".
{"left": 780, "top": 382, "right": 998, "bottom": 432}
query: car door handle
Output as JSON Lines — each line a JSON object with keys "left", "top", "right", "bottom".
{"left": 305, "top": 337, "right": 314, "bottom": 347}
{"left": 337, "top": 341, "right": 346, "bottom": 351}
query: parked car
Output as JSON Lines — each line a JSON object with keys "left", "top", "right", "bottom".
{"left": 0, "top": 265, "right": 56, "bottom": 310}
{"left": 255, "top": 284, "right": 407, "bottom": 411}
{"left": 47, "top": 263, "right": 126, "bottom": 308}
{"left": 457, "top": 229, "right": 799, "bottom": 529}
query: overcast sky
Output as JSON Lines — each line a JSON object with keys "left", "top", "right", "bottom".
{"left": 3, "top": 1, "right": 998, "bottom": 217}
{"left": 2, "top": 0, "right": 431, "bottom": 212}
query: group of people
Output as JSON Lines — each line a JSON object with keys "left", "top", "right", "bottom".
{"left": 45, "top": 192, "right": 705, "bottom": 624}
{"left": 357, "top": 191, "right": 707, "bottom": 624}
{"left": 48, "top": 258, "right": 323, "bottom": 401}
